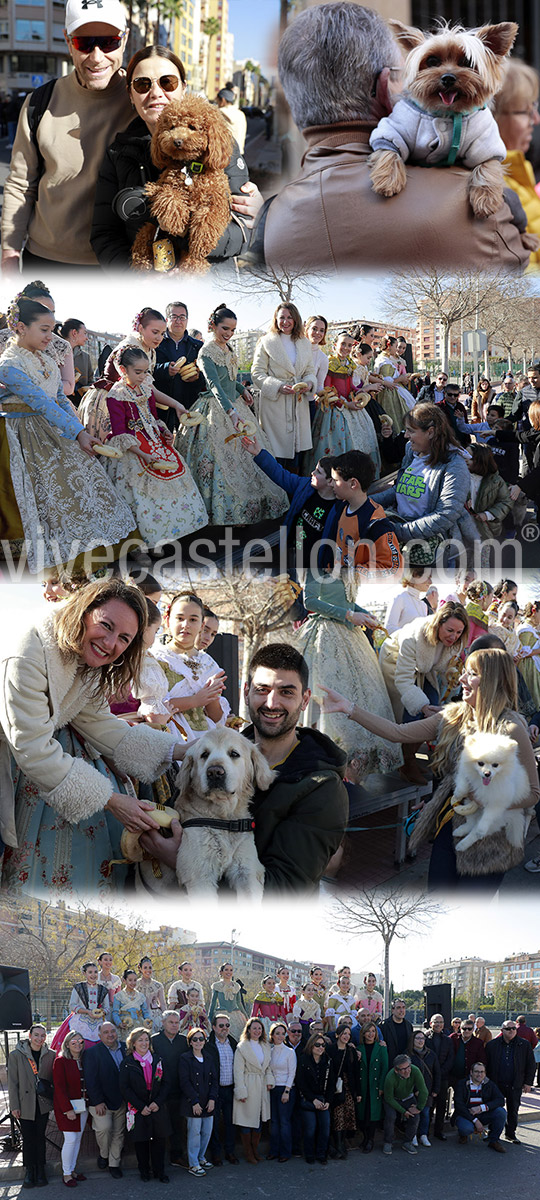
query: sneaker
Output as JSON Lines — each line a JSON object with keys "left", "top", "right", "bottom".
{"left": 402, "top": 1142, "right": 418, "bottom": 1155}
{"left": 419, "top": 1135, "right": 431, "bottom": 1147}
{"left": 383, "top": 1143, "right": 393, "bottom": 1155}
{"left": 189, "top": 1166, "right": 206, "bottom": 1176}
{"left": 199, "top": 1160, "right": 214, "bottom": 1170}
{"left": 411, "top": 1136, "right": 418, "bottom": 1147}
{"left": 524, "top": 856, "right": 540, "bottom": 872}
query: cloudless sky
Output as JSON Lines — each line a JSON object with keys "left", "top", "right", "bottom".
{"left": 48, "top": 894, "right": 540, "bottom": 992}
{"left": 227, "top": 0, "right": 279, "bottom": 74}
{"left": 0, "top": 274, "right": 394, "bottom": 341}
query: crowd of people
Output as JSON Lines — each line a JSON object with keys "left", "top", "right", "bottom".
{"left": 1, "top": 564, "right": 540, "bottom": 897}
{"left": 8, "top": 957, "right": 538, "bottom": 1185}
{"left": 2, "top": 276, "right": 538, "bottom": 578}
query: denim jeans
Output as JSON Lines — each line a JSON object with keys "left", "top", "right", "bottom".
{"left": 186, "top": 1115, "right": 214, "bottom": 1168}
{"left": 418, "top": 1102, "right": 431, "bottom": 1137}
{"left": 301, "top": 1106, "right": 330, "bottom": 1160}
{"left": 384, "top": 1102, "right": 419, "bottom": 1144}
{"left": 270, "top": 1087, "right": 294, "bottom": 1158}
{"left": 456, "top": 1106, "right": 506, "bottom": 1143}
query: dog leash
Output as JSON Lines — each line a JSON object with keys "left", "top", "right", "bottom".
{"left": 181, "top": 817, "right": 256, "bottom": 833}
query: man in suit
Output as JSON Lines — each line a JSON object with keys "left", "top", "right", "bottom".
{"left": 152, "top": 1010, "right": 188, "bottom": 1167}
{"left": 84, "top": 1022, "right": 126, "bottom": 1178}
{"left": 206, "top": 1014, "right": 239, "bottom": 1165}
{"left": 486, "top": 1020, "right": 536, "bottom": 1144}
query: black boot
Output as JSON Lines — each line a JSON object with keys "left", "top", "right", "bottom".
{"left": 35, "top": 1167, "right": 48, "bottom": 1187}
{"left": 327, "top": 1133, "right": 338, "bottom": 1159}
{"left": 336, "top": 1131, "right": 347, "bottom": 1160}
{"left": 22, "top": 1167, "right": 35, "bottom": 1189}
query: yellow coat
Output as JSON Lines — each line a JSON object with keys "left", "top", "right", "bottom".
{"left": 504, "top": 150, "right": 540, "bottom": 271}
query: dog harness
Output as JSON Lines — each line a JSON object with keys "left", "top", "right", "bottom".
{"left": 181, "top": 817, "right": 256, "bottom": 832}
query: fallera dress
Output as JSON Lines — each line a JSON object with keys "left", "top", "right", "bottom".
{"left": 0, "top": 342, "right": 135, "bottom": 571}
{"left": 373, "top": 353, "right": 415, "bottom": 430}
{"left": 175, "top": 337, "right": 287, "bottom": 525}
{"left": 151, "top": 643, "right": 230, "bottom": 742}
{"left": 290, "top": 573, "right": 402, "bottom": 774}
{"left": 207, "top": 980, "right": 248, "bottom": 1041}
{"left": 104, "top": 377, "right": 207, "bottom": 547}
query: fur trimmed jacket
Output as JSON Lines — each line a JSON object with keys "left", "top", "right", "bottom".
{"left": 251, "top": 332, "right": 316, "bottom": 459}
{"left": 0, "top": 613, "right": 176, "bottom": 848}
{"left": 378, "top": 615, "right": 463, "bottom": 718}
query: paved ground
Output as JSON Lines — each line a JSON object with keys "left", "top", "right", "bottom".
{"left": 0, "top": 1117, "right": 539, "bottom": 1196}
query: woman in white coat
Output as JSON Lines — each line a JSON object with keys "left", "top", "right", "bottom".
{"left": 251, "top": 303, "right": 316, "bottom": 468}
{"left": 233, "top": 1017, "right": 274, "bottom": 1163}
{"left": 0, "top": 577, "right": 188, "bottom": 896}
{"left": 379, "top": 600, "right": 468, "bottom": 782}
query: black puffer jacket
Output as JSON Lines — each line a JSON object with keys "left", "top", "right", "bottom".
{"left": 90, "top": 115, "right": 250, "bottom": 268}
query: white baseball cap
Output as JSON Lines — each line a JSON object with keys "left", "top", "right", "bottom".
{"left": 65, "top": 0, "right": 127, "bottom": 36}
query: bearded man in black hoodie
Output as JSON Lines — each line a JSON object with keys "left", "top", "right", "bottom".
{"left": 243, "top": 642, "right": 348, "bottom": 893}
{"left": 141, "top": 642, "right": 348, "bottom": 894}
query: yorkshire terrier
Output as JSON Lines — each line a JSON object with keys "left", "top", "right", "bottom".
{"left": 369, "top": 20, "right": 517, "bottom": 218}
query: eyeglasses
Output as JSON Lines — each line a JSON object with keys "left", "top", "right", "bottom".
{"left": 191, "top": 1035, "right": 205, "bottom": 1042}
{"left": 70, "top": 34, "right": 123, "bottom": 52}
{"left": 314, "top": 1041, "right": 326, "bottom": 1048}
{"left": 462, "top": 1026, "right": 474, "bottom": 1031}
{"left": 504, "top": 1025, "right": 517, "bottom": 1031}
{"left": 131, "top": 74, "right": 181, "bottom": 95}
{"left": 216, "top": 1022, "right": 230, "bottom": 1028}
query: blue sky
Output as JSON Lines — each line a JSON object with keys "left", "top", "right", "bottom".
{"left": 0, "top": 274, "right": 395, "bottom": 340}
{"left": 228, "top": 0, "right": 279, "bottom": 73}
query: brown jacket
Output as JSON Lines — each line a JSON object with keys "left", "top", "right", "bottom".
{"left": 264, "top": 122, "right": 530, "bottom": 272}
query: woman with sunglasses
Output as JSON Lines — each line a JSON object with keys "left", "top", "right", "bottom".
{"left": 322, "top": 647, "right": 539, "bottom": 893}
{"left": 296, "top": 1032, "right": 336, "bottom": 1164}
{"left": 91, "top": 44, "right": 261, "bottom": 269}
{"left": 178, "top": 1028, "right": 218, "bottom": 1176}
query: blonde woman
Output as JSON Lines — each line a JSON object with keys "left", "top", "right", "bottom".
{"left": 322, "top": 648, "right": 539, "bottom": 892}
{"left": 305, "top": 314, "right": 329, "bottom": 392}
{"left": 251, "top": 303, "right": 316, "bottom": 468}
{"left": 493, "top": 60, "right": 540, "bottom": 268}
{"left": 516, "top": 601, "right": 540, "bottom": 710}
{"left": 53, "top": 1031, "right": 88, "bottom": 1188}
{"left": 233, "top": 1017, "right": 274, "bottom": 1163}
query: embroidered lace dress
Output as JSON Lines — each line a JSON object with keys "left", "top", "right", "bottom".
{"left": 0, "top": 341, "right": 135, "bottom": 571}
{"left": 175, "top": 337, "right": 287, "bottom": 525}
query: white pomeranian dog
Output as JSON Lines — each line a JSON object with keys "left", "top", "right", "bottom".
{"left": 451, "top": 732, "right": 532, "bottom": 853}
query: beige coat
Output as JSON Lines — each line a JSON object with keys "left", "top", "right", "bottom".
{"left": 379, "top": 615, "right": 463, "bottom": 719}
{"left": 8, "top": 1039, "right": 55, "bottom": 1119}
{"left": 0, "top": 613, "right": 175, "bottom": 848}
{"left": 232, "top": 1039, "right": 274, "bottom": 1127}
{"left": 251, "top": 332, "right": 316, "bottom": 458}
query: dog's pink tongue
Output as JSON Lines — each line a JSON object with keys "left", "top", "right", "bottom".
{"left": 439, "top": 91, "right": 457, "bottom": 106}
{"left": 482, "top": 776, "right": 491, "bottom": 786}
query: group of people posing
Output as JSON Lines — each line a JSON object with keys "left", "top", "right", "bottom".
{"left": 8, "top": 958, "right": 537, "bottom": 1185}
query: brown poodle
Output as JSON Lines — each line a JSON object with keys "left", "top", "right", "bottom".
{"left": 131, "top": 95, "right": 233, "bottom": 274}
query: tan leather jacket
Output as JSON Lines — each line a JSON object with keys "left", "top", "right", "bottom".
{"left": 264, "top": 122, "right": 530, "bottom": 271}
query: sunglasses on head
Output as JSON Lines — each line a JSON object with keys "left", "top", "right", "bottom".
{"left": 131, "top": 74, "right": 181, "bottom": 95}
{"left": 70, "top": 34, "right": 123, "bottom": 52}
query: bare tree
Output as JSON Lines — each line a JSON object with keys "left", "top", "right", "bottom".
{"left": 329, "top": 889, "right": 444, "bottom": 1016}
{"left": 226, "top": 262, "right": 334, "bottom": 308}
{"left": 385, "top": 269, "right": 525, "bottom": 374}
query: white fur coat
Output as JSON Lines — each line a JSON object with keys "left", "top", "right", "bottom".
{"left": 251, "top": 332, "right": 316, "bottom": 458}
{"left": 0, "top": 614, "right": 175, "bottom": 847}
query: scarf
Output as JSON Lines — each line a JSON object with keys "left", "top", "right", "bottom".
{"left": 465, "top": 601, "right": 488, "bottom": 630}
{"left": 327, "top": 353, "right": 354, "bottom": 376}
{"left": 134, "top": 1050, "right": 153, "bottom": 1089}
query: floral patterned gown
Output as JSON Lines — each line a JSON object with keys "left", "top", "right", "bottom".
{"left": 151, "top": 643, "right": 230, "bottom": 742}
{"left": 0, "top": 343, "right": 135, "bottom": 571}
{"left": 175, "top": 337, "right": 287, "bottom": 525}
{"left": 104, "top": 378, "right": 207, "bottom": 547}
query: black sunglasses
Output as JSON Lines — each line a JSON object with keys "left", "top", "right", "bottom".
{"left": 131, "top": 74, "right": 181, "bottom": 95}
{"left": 71, "top": 34, "right": 123, "bottom": 52}
{"left": 191, "top": 1035, "right": 205, "bottom": 1042}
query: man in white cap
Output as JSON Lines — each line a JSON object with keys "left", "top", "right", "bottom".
{"left": 1, "top": 0, "right": 132, "bottom": 270}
